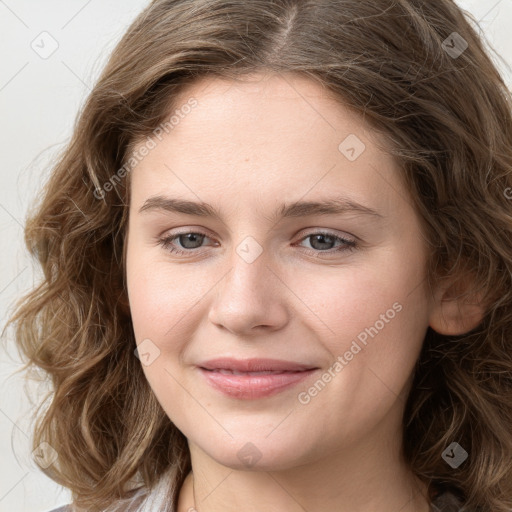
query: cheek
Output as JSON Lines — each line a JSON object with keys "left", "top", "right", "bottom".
{"left": 126, "top": 244, "right": 204, "bottom": 342}
{"left": 126, "top": 250, "right": 200, "bottom": 422}
{"left": 297, "top": 249, "right": 425, "bottom": 329}
{"left": 287, "top": 261, "right": 429, "bottom": 439}
{"left": 294, "top": 249, "right": 429, "bottom": 380}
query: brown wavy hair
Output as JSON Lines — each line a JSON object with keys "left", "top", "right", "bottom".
{"left": 3, "top": 0, "right": 512, "bottom": 510}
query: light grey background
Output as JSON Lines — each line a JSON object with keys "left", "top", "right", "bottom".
{"left": 1, "top": 1, "right": 511, "bottom": 511}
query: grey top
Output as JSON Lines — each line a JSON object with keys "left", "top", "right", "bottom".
{"left": 45, "top": 489, "right": 467, "bottom": 512}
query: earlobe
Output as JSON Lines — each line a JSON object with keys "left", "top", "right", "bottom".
{"left": 428, "top": 277, "right": 487, "bottom": 336}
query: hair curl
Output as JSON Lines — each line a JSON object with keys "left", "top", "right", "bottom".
{"left": 3, "top": 0, "right": 512, "bottom": 510}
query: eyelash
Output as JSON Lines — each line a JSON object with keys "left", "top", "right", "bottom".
{"left": 157, "top": 229, "right": 358, "bottom": 257}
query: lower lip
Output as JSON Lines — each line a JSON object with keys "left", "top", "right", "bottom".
{"left": 199, "top": 368, "right": 318, "bottom": 399}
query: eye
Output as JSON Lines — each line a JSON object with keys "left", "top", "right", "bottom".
{"left": 294, "top": 231, "right": 357, "bottom": 256}
{"left": 157, "top": 229, "right": 358, "bottom": 257}
{"left": 157, "top": 230, "right": 215, "bottom": 256}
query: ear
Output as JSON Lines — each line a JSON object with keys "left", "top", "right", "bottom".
{"left": 428, "top": 274, "right": 487, "bottom": 335}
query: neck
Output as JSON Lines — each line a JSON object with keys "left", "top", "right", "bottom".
{"left": 177, "top": 436, "right": 431, "bottom": 512}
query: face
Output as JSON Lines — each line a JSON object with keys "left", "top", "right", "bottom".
{"left": 125, "top": 72, "right": 433, "bottom": 471}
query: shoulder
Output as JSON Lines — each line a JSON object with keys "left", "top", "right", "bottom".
{"left": 44, "top": 506, "right": 72, "bottom": 512}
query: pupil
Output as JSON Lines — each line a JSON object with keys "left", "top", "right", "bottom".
{"left": 312, "top": 234, "right": 333, "bottom": 250}
{"left": 181, "top": 233, "right": 203, "bottom": 249}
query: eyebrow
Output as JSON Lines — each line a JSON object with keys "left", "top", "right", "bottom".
{"left": 138, "top": 195, "right": 384, "bottom": 221}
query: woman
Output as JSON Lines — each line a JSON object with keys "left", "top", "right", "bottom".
{"left": 5, "top": 0, "right": 512, "bottom": 510}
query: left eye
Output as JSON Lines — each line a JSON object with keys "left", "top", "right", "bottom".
{"left": 297, "top": 232, "right": 357, "bottom": 254}
{"left": 157, "top": 230, "right": 358, "bottom": 256}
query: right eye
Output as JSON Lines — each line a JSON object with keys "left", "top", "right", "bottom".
{"left": 157, "top": 230, "right": 215, "bottom": 256}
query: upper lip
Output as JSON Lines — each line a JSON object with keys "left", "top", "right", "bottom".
{"left": 199, "top": 357, "right": 318, "bottom": 372}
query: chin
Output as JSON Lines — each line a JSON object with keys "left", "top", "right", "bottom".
{"left": 195, "top": 434, "right": 316, "bottom": 472}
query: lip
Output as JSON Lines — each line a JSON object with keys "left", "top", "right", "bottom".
{"left": 199, "top": 357, "right": 317, "bottom": 372}
{"left": 197, "top": 358, "right": 319, "bottom": 399}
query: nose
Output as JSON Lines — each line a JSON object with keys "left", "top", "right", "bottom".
{"left": 207, "top": 245, "right": 290, "bottom": 336}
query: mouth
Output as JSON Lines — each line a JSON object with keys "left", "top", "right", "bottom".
{"left": 199, "top": 357, "right": 317, "bottom": 373}
{"left": 197, "top": 358, "right": 319, "bottom": 399}
{"left": 202, "top": 369, "right": 306, "bottom": 375}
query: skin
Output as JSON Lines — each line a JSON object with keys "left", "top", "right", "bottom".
{"left": 125, "top": 71, "right": 484, "bottom": 512}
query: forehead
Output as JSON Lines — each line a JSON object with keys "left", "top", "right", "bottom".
{"left": 169, "top": 71, "right": 372, "bottom": 140}
{"left": 128, "top": 72, "right": 404, "bottom": 219}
